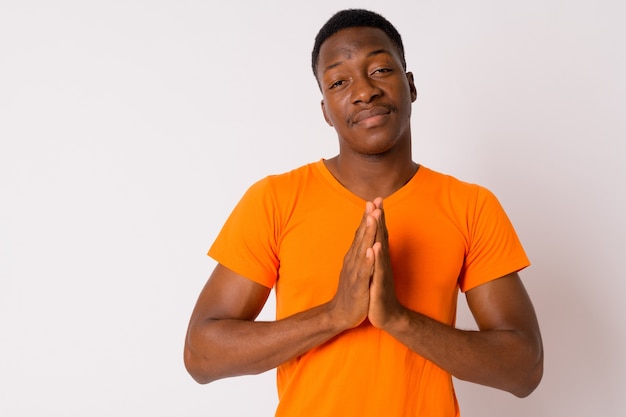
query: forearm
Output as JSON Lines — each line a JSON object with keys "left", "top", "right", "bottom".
{"left": 184, "top": 302, "right": 342, "bottom": 384}
{"left": 385, "top": 308, "right": 543, "bottom": 397}
{"left": 185, "top": 207, "right": 377, "bottom": 385}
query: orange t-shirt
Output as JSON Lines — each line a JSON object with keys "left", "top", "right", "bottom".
{"left": 209, "top": 160, "right": 529, "bottom": 417}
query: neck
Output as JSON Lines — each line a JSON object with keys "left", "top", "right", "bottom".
{"left": 324, "top": 150, "right": 418, "bottom": 201}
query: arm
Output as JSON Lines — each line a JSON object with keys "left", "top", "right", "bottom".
{"left": 184, "top": 202, "right": 380, "bottom": 384}
{"left": 184, "top": 264, "right": 341, "bottom": 384}
{"left": 368, "top": 199, "right": 543, "bottom": 397}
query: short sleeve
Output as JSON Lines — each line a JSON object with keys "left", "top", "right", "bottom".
{"left": 458, "top": 187, "right": 530, "bottom": 292}
{"left": 208, "top": 178, "right": 279, "bottom": 288}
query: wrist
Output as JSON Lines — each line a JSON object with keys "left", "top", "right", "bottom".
{"left": 322, "top": 300, "right": 354, "bottom": 334}
{"left": 378, "top": 301, "right": 410, "bottom": 333}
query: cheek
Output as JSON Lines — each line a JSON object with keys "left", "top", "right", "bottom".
{"left": 321, "top": 102, "right": 334, "bottom": 127}
{"left": 323, "top": 100, "right": 346, "bottom": 126}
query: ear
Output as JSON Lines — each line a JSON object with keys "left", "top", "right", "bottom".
{"left": 406, "top": 72, "right": 418, "bottom": 102}
{"left": 321, "top": 100, "right": 334, "bottom": 127}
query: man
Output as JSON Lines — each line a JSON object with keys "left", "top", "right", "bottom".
{"left": 184, "top": 9, "right": 543, "bottom": 417}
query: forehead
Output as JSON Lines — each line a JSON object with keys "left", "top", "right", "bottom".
{"left": 318, "top": 26, "right": 398, "bottom": 67}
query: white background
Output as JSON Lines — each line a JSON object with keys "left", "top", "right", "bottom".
{"left": 1, "top": 0, "right": 625, "bottom": 415}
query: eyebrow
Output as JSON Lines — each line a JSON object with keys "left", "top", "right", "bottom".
{"left": 322, "top": 48, "right": 392, "bottom": 75}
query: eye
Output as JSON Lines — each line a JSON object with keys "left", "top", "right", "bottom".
{"left": 372, "top": 68, "right": 392, "bottom": 75}
{"left": 329, "top": 79, "right": 346, "bottom": 89}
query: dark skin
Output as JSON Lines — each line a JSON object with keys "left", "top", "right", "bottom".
{"left": 184, "top": 27, "right": 543, "bottom": 397}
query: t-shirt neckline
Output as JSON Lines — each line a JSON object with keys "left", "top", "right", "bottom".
{"left": 312, "top": 158, "right": 425, "bottom": 207}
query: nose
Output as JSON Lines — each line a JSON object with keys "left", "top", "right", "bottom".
{"left": 351, "top": 75, "right": 382, "bottom": 104}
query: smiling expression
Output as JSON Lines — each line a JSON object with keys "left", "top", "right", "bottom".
{"left": 317, "top": 27, "right": 417, "bottom": 157}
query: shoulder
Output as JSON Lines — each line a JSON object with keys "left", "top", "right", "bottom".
{"left": 250, "top": 161, "right": 320, "bottom": 192}
{"left": 237, "top": 161, "right": 322, "bottom": 213}
{"left": 415, "top": 167, "right": 508, "bottom": 224}
{"left": 418, "top": 166, "right": 492, "bottom": 200}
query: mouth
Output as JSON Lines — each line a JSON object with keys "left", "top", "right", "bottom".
{"left": 350, "top": 105, "right": 393, "bottom": 125}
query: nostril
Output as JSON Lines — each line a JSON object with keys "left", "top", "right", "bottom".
{"left": 352, "top": 83, "right": 382, "bottom": 104}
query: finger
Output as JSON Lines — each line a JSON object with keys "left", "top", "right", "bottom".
{"left": 369, "top": 211, "right": 386, "bottom": 248}
{"left": 356, "top": 213, "right": 377, "bottom": 259}
{"left": 352, "top": 201, "right": 375, "bottom": 242}
{"left": 359, "top": 247, "right": 375, "bottom": 281}
{"left": 345, "top": 202, "right": 377, "bottom": 265}
{"left": 371, "top": 241, "right": 384, "bottom": 276}
{"left": 373, "top": 200, "right": 389, "bottom": 246}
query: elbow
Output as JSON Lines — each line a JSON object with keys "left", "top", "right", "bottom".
{"left": 511, "top": 348, "right": 544, "bottom": 398}
{"left": 512, "top": 369, "right": 543, "bottom": 398}
{"left": 183, "top": 340, "right": 219, "bottom": 385}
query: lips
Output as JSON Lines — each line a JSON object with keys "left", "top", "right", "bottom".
{"left": 351, "top": 106, "right": 392, "bottom": 124}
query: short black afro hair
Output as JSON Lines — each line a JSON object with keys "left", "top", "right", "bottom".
{"left": 311, "top": 9, "right": 406, "bottom": 79}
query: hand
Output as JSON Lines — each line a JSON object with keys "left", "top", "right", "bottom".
{"left": 367, "top": 198, "right": 403, "bottom": 330}
{"left": 328, "top": 201, "right": 377, "bottom": 330}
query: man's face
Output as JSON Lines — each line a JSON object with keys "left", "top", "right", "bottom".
{"left": 317, "top": 27, "right": 417, "bottom": 157}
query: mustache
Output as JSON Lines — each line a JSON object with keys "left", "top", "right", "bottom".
{"left": 348, "top": 104, "right": 398, "bottom": 125}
